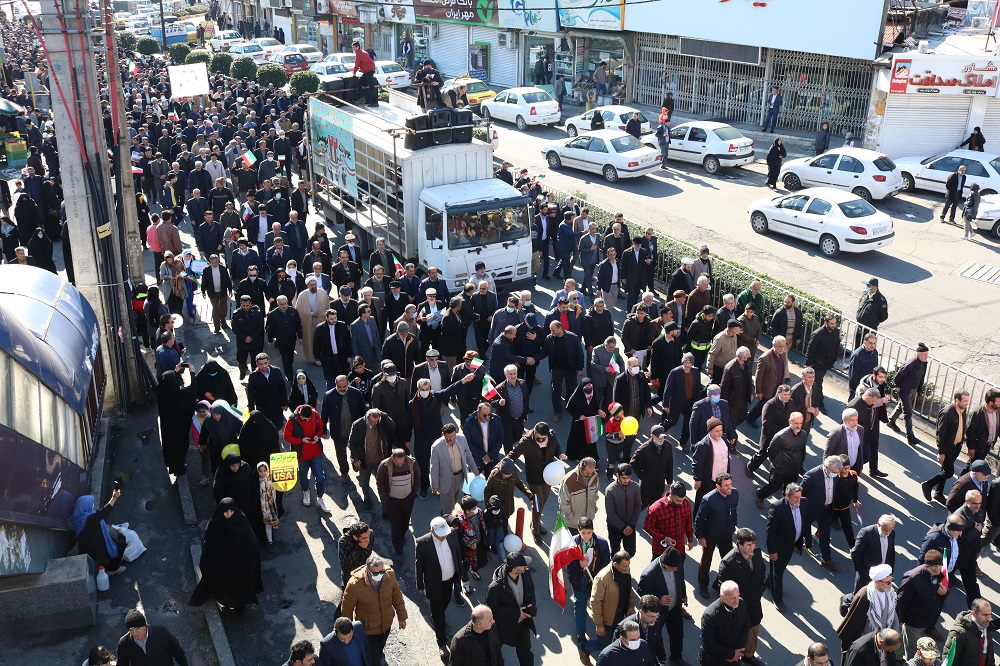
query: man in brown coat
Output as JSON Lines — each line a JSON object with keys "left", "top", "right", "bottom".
{"left": 747, "top": 336, "right": 789, "bottom": 427}
{"left": 340, "top": 552, "right": 407, "bottom": 666}
{"left": 375, "top": 448, "right": 421, "bottom": 556}
{"left": 157, "top": 211, "right": 183, "bottom": 256}
{"left": 685, "top": 275, "right": 712, "bottom": 325}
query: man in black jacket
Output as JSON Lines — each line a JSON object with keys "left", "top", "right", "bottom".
{"left": 850, "top": 515, "right": 897, "bottom": 592}
{"left": 922, "top": 390, "right": 971, "bottom": 504}
{"left": 768, "top": 295, "right": 804, "bottom": 350}
{"left": 348, "top": 409, "right": 396, "bottom": 507}
{"left": 313, "top": 309, "right": 353, "bottom": 392}
{"left": 485, "top": 551, "right": 536, "bottom": 666}
{"left": 960, "top": 388, "right": 1000, "bottom": 476}
{"left": 790, "top": 368, "right": 823, "bottom": 436}
{"left": 806, "top": 313, "right": 842, "bottom": 401}
{"left": 637, "top": 547, "right": 686, "bottom": 662}
{"left": 720, "top": 348, "right": 753, "bottom": 428}
{"left": 700, "top": 580, "right": 749, "bottom": 666}
{"left": 715, "top": 528, "right": 767, "bottom": 666}
{"left": 855, "top": 278, "right": 889, "bottom": 342}
{"left": 246, "top": 352, "right": 288, "bottom": 428}
{"left": 753, "top": 413, "right": 806, "bottom": 508}
{"left": 618, "top": 595, "right": 666, "bottom": 665}
{"left": 694, "top": 472, "right": 739, "bottom": 598}
{"left": 844, "top": 629, "right": 903, "bottom": 666}
{"left": 265, "top": 294, "right": 303, "bottom": 376}
{"left": 232, "top": 295, "right": 265, "bottom": 379}
{"left": 449, "top": 604, "right": 504, "bottom": 666}
{"left": 543, "top": 321, "right": 583, "bottom": 421}
{"left": 117, "top": 608, "right": 188, "bottom": 666}
{"left": 897, "top": 550, "right": 948, "bottom": 655}
{"left": 942, "top": 165, "right": 967, "bottom": 223}
{"left": 747, "top": 384, "right": 794, "bottom": 475}
{"left": 765, "top": 482, "right": 810, "bottom": 612}
{"left": 415, "top": 516, "right": 465, "bottom": 660}
{"left": 621, "top": 237, "right": 649, "bottom": 311}
{"left": 888, "top": 344, "right": 929, "bottom": 447}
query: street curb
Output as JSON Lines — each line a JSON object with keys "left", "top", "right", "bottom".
{"left": 175, "top": 472, "right": 198, "bottom": 526}
{"left": 190, "top": 542, "right": 237, "bottom": 666}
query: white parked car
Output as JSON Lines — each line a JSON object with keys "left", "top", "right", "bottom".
{"left": 125, "top": 18, "right": 151, "bottom": 35}
{"left": 480, "top": 87, "right": 560, "bottom": 130}
{"left": 276, "top": 44, "right": 324, "bottom": 63}
{"left": 667, "top": 121, "right": 754, "bottom": 174}
{"left": 894, "top": 149, "right": 1000, "bottom": 196}
{"left": 251, "top": 38, "right": 283, "bottom": 57}
{"left": 374, "top": 60, "right": 411, "bottom": 88}
{"left": 228, "top": 42, "right": 268, "bottom": 64}
{"left": 779, "top": 147, "right": 904, "bottom": 202}
{"left": 541, "top": 129, "right": 661, "bottom": 183}
{"left": 323, "top": 53, "right": 356, "bottom": 67}
{"left": 208, "top": 30, "right": 244, "bottom": 52}
{"left": 565, "top": 106, "right": 652, "bottom": 137}
{"left": 746, "top": 186, "right": 895, "bottom": 257}
{"left": 970, "top": 194, "right": 1000, "bottom": 239}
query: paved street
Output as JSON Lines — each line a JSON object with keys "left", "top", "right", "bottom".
{"left": 492, "top": 120, "right": 1000, "bottom": 384}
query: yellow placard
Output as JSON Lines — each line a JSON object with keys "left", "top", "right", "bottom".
{"left": 269, "top": 451, "right": 299, "bottom": 492}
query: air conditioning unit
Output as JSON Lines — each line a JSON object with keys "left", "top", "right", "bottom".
{"left": 265, "top": 0, "right": 282, "bottom": 8}
{"left": 497, "top": 31, "right": 511, "bottom": 49}
{"left": 918, "top": 39, "right": 929, "bottom": 53}
{"left": 972, "top": 17, "right": 990, "bottom": 29}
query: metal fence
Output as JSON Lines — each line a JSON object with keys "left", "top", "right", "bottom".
{"left": 539, "top": 182, "right": 998, "bottom": 425}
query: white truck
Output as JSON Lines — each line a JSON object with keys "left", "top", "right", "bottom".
{"left": 307, "top": 94, "right": 535, "bottom": 298}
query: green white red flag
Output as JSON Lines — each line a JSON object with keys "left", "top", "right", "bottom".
{"left": 482, "top": 375, "right": 499, "bottom": 400}
{"left": 549, "top": 512, "right": 585, "bottom": 609}
{"left": 241, "top": 150, "right": 258, "bottom": 168}
{"left": 468, "top": 357, "right": 483, "bottom": 370}
{"left": 608, "top": 355, "right": 620, "bottom": 375}
{"left": 941, "top": 548, "right": 950, "bottom": 592}
{"left": 584, "top": 415, "right": 604, "bottom": 444}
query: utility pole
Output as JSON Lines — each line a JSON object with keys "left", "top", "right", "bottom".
{"left": 157, "top": 0, "right": 166, "bottom": 50}
{"left": 38, "top": 0, "right": 141, "bottom": 411}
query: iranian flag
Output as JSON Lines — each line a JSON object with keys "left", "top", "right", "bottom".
{"left": 241, "top": 201, "right": 254, "bottom": 224}
{"left": 941, "top": 548, "right": 950, "bottom": 592}
{"left": 241, "top": 150, "right": 258, "bottom": 168}
{"left": 392, "top": 253, "right": 404, "bottom": 275}
{"left": 608, "top": 355, "right": 620, "bottom": 375}
{"left": 126, "top": 59, "right": 139, "bottom": 75}
{"left": 33, "top": 66, "right": 43, "bottom": 77}
{"left": 584, "top": 415, "right": 604, "bottom": 444}
{"left": 168, "top": 110, "right": 180, "bottom": 122}
{"left": 942, "top": 634, "right": 957, "bottom": 666}
{"left": 468, "top": 357, "right": 483, "bottom": 370}
{"left": 482, "top": 375, "right": 499, "bottom": 400}
{"left": 549, "top": 513, "right": 585, "bottom": 609}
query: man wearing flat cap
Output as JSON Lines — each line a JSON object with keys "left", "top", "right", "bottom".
{"left": 116, "top": 608, "right": 188, "bottom": 665}
{"left": 898, "top": 549, "right": 949, "bottom": 656}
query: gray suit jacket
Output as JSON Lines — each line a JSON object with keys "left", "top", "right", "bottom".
{"left": 350, "top": 316, "right": 383, "bottom": 368}
{"left": 429, "top": 435, "right": 479, "bottom": 492}
{"left": 823, "top": 424, "right": 867, "bottom": 469}
{"left": 591, "top": 345, "right": 625, "bottom": 390}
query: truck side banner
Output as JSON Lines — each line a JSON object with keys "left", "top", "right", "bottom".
{"left": 309, "top": 97, "right": 358, "bottom": 200}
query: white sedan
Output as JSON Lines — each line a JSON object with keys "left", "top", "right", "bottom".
{"left": 373, "top": 61, "right": 411, "bottom": 88}
{"left": 780, "top": 147, "right": 904, "bottom": 201}
{"left": 541, "top": 129, "right": 661, "bottom": 183}
{"left": 895, "top": 149, "right": 1000, "bottom": 196}
{"left": 481, "top": 87, "right": 560, "bottom": 130}
{"left": 251, "top": 38, "right": 283, "bottom": 57}
{"left": 747, "top": 186, "right": 895, "bottom": 257}
{"left": 667, "top": 121, "right": 754, "bottom": 174}
{"left": 276, "top": 44, "right": 324, "bottom": 63}
{"left": 970, "top": 194, "right": 1000, "bottom": 240}
{"left": 323, "top": 53, "right": 356, "bottom": 67}
{"left": 208, "top": 30, "right": 244, "bottom": 52}
{"left": 565, "top": 106, "right": 652, "bottom": 137}
{"left": 228, "top": 42, "right": 268, "bottom": 64}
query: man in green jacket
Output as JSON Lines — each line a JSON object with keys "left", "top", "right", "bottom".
{"left": 944, "top": 599, "right": 996, "bottom": 666}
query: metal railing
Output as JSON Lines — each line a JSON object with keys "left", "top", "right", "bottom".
{"left": 537, "top": 181, "right": 999, "bottom": 425}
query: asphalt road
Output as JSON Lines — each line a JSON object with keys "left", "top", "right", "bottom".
{"left": 491, "top": 120, "right": 1000, "bottom": 385}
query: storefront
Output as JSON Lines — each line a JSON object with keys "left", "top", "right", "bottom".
{"left": 395, "top": 23, "right": 428, "bottom": 71}
{"left": 870, "top": 53, "right": 999, "bottom": 158}
{"left": 329, "top": 0, "right": 359, "bottom": 53}
{"left": 271, "top": 9, "right": 293, "bottom": 44}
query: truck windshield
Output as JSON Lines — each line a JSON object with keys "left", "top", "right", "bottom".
{"left": 447, "top": 205, "right": 530, "bottom": 249}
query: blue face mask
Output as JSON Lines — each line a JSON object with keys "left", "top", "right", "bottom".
{"left": 710, "top": 395, "right": 720, "bottom": 404}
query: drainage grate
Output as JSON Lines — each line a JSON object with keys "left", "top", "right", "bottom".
{"left": 960, "top": 263, "right": 1000, "bottom": 285}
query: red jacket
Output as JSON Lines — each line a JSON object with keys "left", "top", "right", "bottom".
{"left": 283, "top": 405, "right": 326, "bottom": 460}
{"left": 352, "top": 48, "right": 376, "bottom": 74}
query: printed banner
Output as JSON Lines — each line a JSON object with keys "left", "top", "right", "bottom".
{"left": 167, "top": 63, "right": 210, "bottom": 98}
{"left": 269, "top": 451, "right": 299, "bottom": 492}
{"left": 309, "top": 97, "right": 358, "bottom": 200}
{"left": 889, "top": 55, "right": 1000, "bottom": 96}
{"left": 556, "top": 0, "right": 623, "bottom": 31}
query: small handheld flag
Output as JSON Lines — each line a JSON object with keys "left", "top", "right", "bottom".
{"left": 608, "top": 355, "right": 620, "bottom": 375}
{"left": 941, "top": 548, "right": 950, "bottom": 592}
{"left": 468, "top": 357, "right": 483, "bottom": 370}
{"left": 392, "top": 253, "right": 404, "bottom": 275}
{"left": 241, "top": 150, "right": 258, "bottom": 168}
{"left": 482, "top": 375, "right": 499, "bottom": 400}
{"left": 549, "top": 513, "right": 585, "bottom": 609}
{"left": 584, "top": 415, "right": 604, "bottom": 444}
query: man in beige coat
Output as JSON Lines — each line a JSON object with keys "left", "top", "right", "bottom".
{"left": 293, "top": 275, "right": 329, "bottom": 363}
{"left": 581, "top": 550, "right": 636, "bottom": 659}
{"left": 340, "top": 552, "right": 407, "bottom": 666}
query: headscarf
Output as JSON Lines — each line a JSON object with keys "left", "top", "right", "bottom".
{"left": 70, "top": 495, "right": 119, "bottom": 559}
{"left": 203, "top": 399, "right": 242, "bottom": 453}
{"left": 237, "top": 410, "right": 281, "bottom": 467}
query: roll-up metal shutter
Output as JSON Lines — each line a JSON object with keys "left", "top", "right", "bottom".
{"left": 471, "top": 27, "right": 517, "bottom": 88}
{"left": 979, "top": 98, "right": 1000, "bottom": 149}
{"left": 879, "top": 95, "right": 972, "bottom": 159}
{"left": 430, "top": 23, "right": 469, "bottom": 79}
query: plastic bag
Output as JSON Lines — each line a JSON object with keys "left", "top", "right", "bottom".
{"left": 112, "top": 522, "right": 147, "bottom": 563}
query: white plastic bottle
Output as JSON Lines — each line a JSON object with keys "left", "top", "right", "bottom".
{"left": 96, "top": 566, "right": 110, "bottom": 592}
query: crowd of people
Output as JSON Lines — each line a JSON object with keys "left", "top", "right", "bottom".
{"left": 0, "top": 10, "right": 988, "bottom": 665}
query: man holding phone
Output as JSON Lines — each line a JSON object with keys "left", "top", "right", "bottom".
{"left": 485, "top": 551, "right": 537, "bottom": 666}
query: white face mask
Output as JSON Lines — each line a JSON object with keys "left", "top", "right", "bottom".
{"left": 626, "top": 640, "right": 641, "bottom": 651}
{"left": 386, "top": 375, "right": 397, "bottom": 384}
{"left": 369, "top": 571, "right": 384, "bottom": 582}
{"left": 629, "top": 365, "right": 640, "bottom": 375}
{"left": 419, "top": 390, "right": 430, "bottom": 398}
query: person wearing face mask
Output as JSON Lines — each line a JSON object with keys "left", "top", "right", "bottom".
{"left": 689, "top": 384, "right": 737, "bottom": 451}
{"left": 629, "top": 424, "right": 674, "bottom": 509}
{"left": 408, "top": 374, "right": 477, "bottom": 498}
{"left": 338, "top": 232, "right": 362, "bottom": 266}
{"left": 565, "top": 378, "right": 609, "bottom": 462}
{"left": 339, "top": 552, "right": 407, "bottom": 666}
{"left": 596, "top": 619, "right": 657, "bottom": 666}
{"left": 700, "top": 581, "right": 749, "bottom": 666}
{"left": 371, "top": 365, "right": 411, "bottom": 453}
{"left": 26, "top": 225, "right": 56, "bottom": 273}
{"left": 488, "top": 294, "right": 525, "bottom": 343}
{"left": 800, "top": 456, "right": 845, "bottom": 571}
{"left": 613, "top": 355, "right": 652, "bottom": 430}
{"left": 504, "top": 422, "right": 567, "bottom": 537}
{"left": 196, "top": 359, "right": 239, "bottom": 406}
{"left": 375, "top": 448, "right": 421, "bottom": 556}
{"left": 287, "top": 369, "right": 318, "bottom": 409}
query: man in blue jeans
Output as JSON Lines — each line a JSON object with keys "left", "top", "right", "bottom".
{"left": 283, "top": 403, "right": 331, "bottom": 513}
{"left": 566, "top": 517, "right": 612, "bottom": 645}
{"left": 761, "top": 86, "right": 783, "bottom": 133}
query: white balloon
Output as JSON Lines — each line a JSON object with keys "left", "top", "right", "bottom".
{"left": 542, "top": 460, "right": 567, "bottom": 486}
{"left": 503, "top": 533, "right": 523, "bottom": 554}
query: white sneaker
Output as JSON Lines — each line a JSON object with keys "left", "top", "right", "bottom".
{"left": 302, "top": 491, "right": 311, "bottom": 507}
{"left": 315, "top": 496, "right": 330, "bottom": 514}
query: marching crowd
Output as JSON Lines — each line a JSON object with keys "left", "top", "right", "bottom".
{"left": 0, "top": 12, "right": 993, "bottom": 666}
